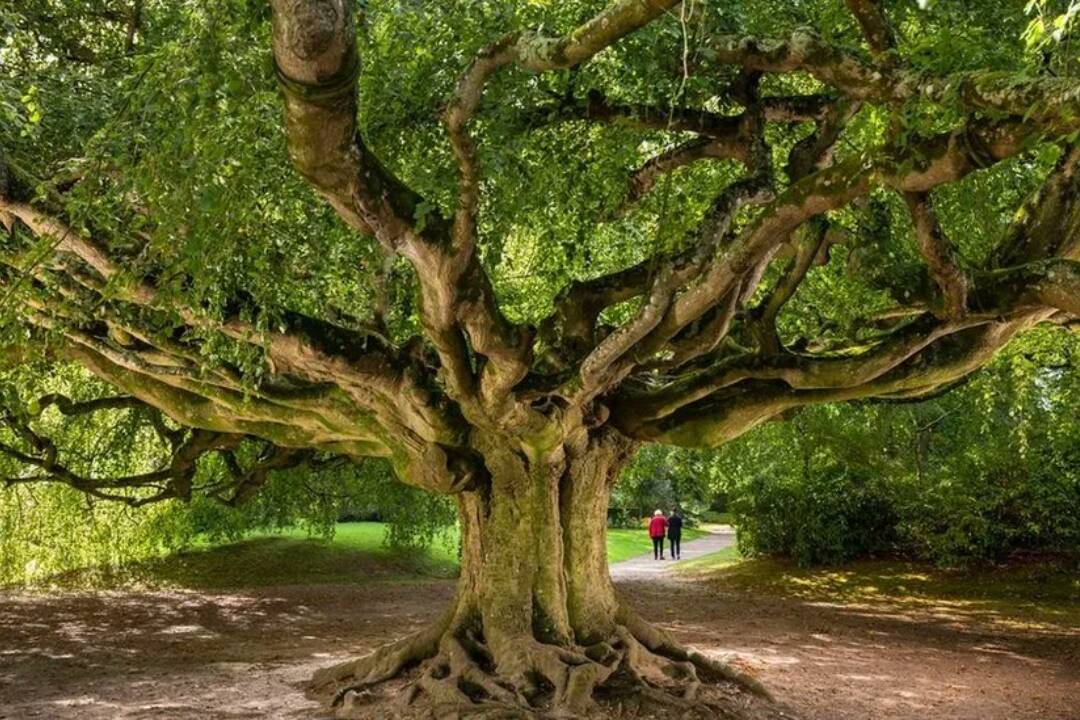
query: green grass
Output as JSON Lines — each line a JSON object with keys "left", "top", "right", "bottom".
{"left": 47, "top": 522, "right": 459, "bottom": 590}
{"left": 41, "top": 522, "right": 711, "bottom": 590}
{"left": 606, "top": 527, "right": 707, "bottom": 563}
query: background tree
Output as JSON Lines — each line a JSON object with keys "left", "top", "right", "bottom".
{"left": 1, "top": 0, "right": 1079, "bottom": 716}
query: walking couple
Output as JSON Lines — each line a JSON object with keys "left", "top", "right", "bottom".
{"left": 648, "top": 509, "right": 683, "bottom": 560}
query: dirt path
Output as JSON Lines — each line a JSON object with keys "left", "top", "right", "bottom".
{"left": 1, "top": 557, "right": 1077, "bottom": 719}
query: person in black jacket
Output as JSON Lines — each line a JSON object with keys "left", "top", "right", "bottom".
{"left": 667, "top": 509, "right": 684, "bottom": 560}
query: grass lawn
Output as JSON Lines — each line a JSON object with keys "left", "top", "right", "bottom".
{"left": 674, "top": 543, "right": 743, "bottom": 571}
{"left": 48, "top": 523, "right": 459, "bottom": 590}
{"left": 43, "top": 522, "right": 708, "bottom": 590}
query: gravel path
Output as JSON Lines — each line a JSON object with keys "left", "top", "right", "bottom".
{"left": 609, "top": 526, "right": 735, "bottom": 581}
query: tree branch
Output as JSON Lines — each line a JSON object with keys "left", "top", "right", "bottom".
{"left": 708, "top": 29, "right": 1080, "bottom": 136}
{"left": 271, "top": 0, "right": 529, "bottom": 417}
{"left": 844, "top": 0, "right": 897, "bottom": 58}
{"left": 903, "top": 192, "right": 969, "bottom": 319}
{"left": 0, "top": 395, "right": 242, "bottom": 506}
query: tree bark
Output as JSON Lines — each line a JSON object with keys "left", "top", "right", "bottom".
{"left": 310, "top": 430, "right": 778, "bottom": 718}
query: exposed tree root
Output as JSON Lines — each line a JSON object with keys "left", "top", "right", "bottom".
{"left": 617, "top": 605, "right": 775, "bottom": 701}
{"left": 308, "top": 605, "right": 453, "bottom": 705}
{"left": 311, "top": 605, "right": 791, "bottom": 719}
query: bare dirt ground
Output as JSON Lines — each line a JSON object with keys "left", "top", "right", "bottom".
{"left": 1, "top": 570, "right": 1077, "bottom": 720}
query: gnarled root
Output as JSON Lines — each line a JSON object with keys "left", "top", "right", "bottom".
{"left": 311, "top": 606, "right": 789, "bottom": 719}
{"left": 617, "top": 605, "right": 775, "bottom": 701}
{"left": 308, "top": 605, "right": 453, "bottom": 706}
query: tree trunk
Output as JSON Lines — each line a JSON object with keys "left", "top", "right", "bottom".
{"left": 310, "top": 430, "right": 780, "bottom": 719}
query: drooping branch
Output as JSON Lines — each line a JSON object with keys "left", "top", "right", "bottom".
{"left": 626, "top": 308, "right": 1051, "bottom": 448}
{"left": 0, "top": 194, "right": 467, "bottom": 445}
{"left": 0, "top": 192, "right": 485, "bottom": 495}
{"left": 0, "top": 395, "right": 238, "bottom": 506}
{"left": 619, "top": 120, "right": 1035, "bottom": 364}
{"left": 0, "top": 389, "right": 320, "bottom": 507}
{"left": 539, "top": 96, "right": 1034, "bottom": 404}
{"left": 613, "top": 137, "right": 1080, "bottom": 447}
{"left": 217, "top": 444, "right": 317, "bottom": 507}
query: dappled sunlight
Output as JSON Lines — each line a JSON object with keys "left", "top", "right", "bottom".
{"left": 702, "top": 648, "right": 803, "bottom": 670}
{"left": 618, "top": 557, "right": 1079, "bottom": 719}
{"left": 676, "top": 556, "right": 1080, "bottom": 642}
{"left": 0, "top": 581, "right": 456, "bottom": 719}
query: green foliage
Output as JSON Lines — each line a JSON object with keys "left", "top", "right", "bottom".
{"left": 717, "top": 327, "right": 1080, "bottom": 567}
{"left": 614, "top": 326, "right": 1079, "bottom": 567}
{"left": 0, "top": 0, "right": 1053, "bottom": 345}
{"left": 0, "top": 466, "right": 457, "bottom": 586}
{"left": 731, "top": 463, "right": 899, "bottom": 566}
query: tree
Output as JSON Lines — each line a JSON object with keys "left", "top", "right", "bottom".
{"left": 1, "top": 0, "right": 1079, "bottom": 716}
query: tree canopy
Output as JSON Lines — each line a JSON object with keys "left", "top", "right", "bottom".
{"left": 1, "top": 0, "right": 1078, "bottom": 497}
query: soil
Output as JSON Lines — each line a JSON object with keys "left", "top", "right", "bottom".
{"left": 0, "top": 573, "right": 1077, "bottom": 719}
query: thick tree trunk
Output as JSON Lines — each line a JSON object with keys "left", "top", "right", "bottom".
{"left": 310, "top": 430, "right": 780, "bottom": 719}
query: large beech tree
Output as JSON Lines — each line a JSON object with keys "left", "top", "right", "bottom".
{"left": 2, "top": 0, "right": 1079, "bottom": 717}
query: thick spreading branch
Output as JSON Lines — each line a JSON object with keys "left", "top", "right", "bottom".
{"left": 707, "top": 28, "right": 1080, "bottom": 137}
{"left": 0, "top": 195, "right": 477, "bottom": 494}
{"left": 272, "top": 0, "right": 531, "bottom": 419}
{"left": 3, "top": 0, "right": 1078, "bottom": 514}
{"left": 3, "top": 4, "right": 1080, "bottom": 715}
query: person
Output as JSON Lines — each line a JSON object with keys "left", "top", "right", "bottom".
{"left": 648, "top": 509, "right": 667, "bottom": 560}
{"left": 667, "top": 509, "right": 684, "bottom": 560}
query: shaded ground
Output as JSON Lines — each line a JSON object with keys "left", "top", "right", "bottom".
{"left": 1, "top": 533, "right": 1077, "bottom": 719}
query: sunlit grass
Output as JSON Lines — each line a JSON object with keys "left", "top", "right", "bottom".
{"left": 674, "top": 544, "right": 742, "bottom": 570}
{"left": 38, "top": 522, "right": 460, "bottom": 590}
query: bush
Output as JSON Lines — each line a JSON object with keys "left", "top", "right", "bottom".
{"left": 732, "top": 466, "right": 898, "bottom": 566}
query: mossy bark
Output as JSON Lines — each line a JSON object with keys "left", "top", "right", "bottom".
{"left": 310, "top": 430, "right": 779, "bottom": 719}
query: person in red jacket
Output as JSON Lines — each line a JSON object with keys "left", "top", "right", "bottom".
{"left": 648, "top": 509, "right": 668, "bottom": 560}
